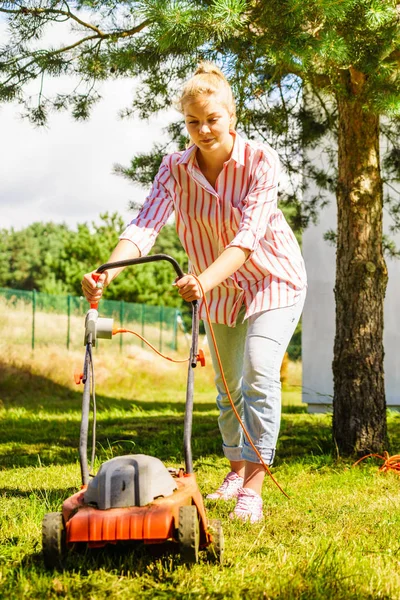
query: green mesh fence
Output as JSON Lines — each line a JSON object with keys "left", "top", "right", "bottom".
{"left": 0, "top": 287, "right": 300, "bottom": 359}
{"left": 0, "top": 288, "right": 181, "bottom": 353}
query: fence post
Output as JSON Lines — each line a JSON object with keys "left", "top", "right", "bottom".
{"left": 67, "top": 294, "right": 71, "bottom": 350}
{"left": 141, "top": 304, "right": 145, "bottom": 348}
{"left": 119, "top": 300, "right": 124, "bottom": 353}
{"left": 32, "top": 289, "right": 36, "bottom": 351}
{"left": 159, "top": 305, "right": 163, "bottom": 353}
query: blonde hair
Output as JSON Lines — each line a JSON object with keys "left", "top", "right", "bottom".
{"left": 177, "top": 61, "right": 237, "bottom": 128}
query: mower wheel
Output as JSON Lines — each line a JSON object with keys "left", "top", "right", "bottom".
{"left": 178, "top": 505, "right": 199, "bottom": 565}
{"left": 206, "top": 519, "right": 224, "bottom": 565}
{"left": 42, "top": 512, "right": 66, "bottom": 569}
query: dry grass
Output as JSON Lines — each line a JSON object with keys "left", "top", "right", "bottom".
{"left": 0, "top": 296, "right": 303, "bottom": 406}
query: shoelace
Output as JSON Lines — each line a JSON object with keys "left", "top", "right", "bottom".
{"left": 235, "top": 489, "right": 261, "bottom": 513}
{"left": 207, "top": 472, "right": 243, "bottom": 498}
{"left": 219, "top": 473, "right": 242, "bottom": 491}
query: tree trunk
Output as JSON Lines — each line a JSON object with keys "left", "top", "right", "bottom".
{"left": 333, "top": 90, "right": 388, "bottom": 456}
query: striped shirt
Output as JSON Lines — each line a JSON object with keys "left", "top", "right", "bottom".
{"left": 120, "top": 132, "right": 307, "bottom": 326}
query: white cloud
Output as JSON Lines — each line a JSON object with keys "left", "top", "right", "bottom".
{"left": 1, "top": 77, "right": 175, "bottom": 231}
{"left": 0, "top": 16, "right": 177, "bottom": 231}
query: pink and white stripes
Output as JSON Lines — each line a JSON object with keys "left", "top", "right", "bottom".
{"left": 120, "top": 133, "right": 307, "bottom": 326}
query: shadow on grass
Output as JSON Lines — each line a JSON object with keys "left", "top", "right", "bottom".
{"left": 0, "top": 359, "right": 344, "bottom": 470}
{"left": 0, "top": 360, "right": 215, "bottom": 413}
{"left": 0, "top": 360, "right": 219, "bottom": 468}
{"left": 6, "top": 360, "right": 400, "bottom": 473}
{"left": 0, "top": 411, "right": 223, "bottom": 469}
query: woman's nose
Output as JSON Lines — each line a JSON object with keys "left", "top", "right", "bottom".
{"left": 199, "top": 123, "right": 211, "bottom": 134}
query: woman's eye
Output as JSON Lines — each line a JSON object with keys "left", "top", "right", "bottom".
{"left": 189, "top": 121, "right": 198, "bottom": 125}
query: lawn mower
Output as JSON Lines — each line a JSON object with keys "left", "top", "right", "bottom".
{"left": 42, "top": 254, "right": 224, "bottom": 568}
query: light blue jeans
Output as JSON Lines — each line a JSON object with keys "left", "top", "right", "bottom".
{"left": 204, "top": 289, "right": 306, "bottom": 465}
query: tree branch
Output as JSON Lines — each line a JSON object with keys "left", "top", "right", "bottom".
{"left": 0, "top": 5, "right": 106, "bottom": 35}
{"left": 384, "top": 48, "right": 400, "bottom": 66}
{"left": 272, "top": 59, "right": 331, "bottom": 89}
{"left": 0, "top": 6, "right": 152, "bottom": 82}
{"left": 0, "top": 5, "right": 151, "bottom": 41}
{"left": 45, "top": 33, "right": 104, "bottom": 55}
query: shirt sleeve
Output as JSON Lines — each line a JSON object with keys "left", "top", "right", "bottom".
{"left": 119, "top": 157, "right": 174, "bottom": 256}
{"left": 226, "top": 150, "right": 280, "bottom": 254}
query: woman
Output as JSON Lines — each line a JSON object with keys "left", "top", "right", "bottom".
{"left": 82, "top": 62, "right": 307, "bottom": 523}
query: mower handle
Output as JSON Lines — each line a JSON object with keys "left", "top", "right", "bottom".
{"left": 95, "top": 253, "right": 186, "bottom": 280}
{"left": 91, "top": 252, "right": 198, "bottom": 474}
{"left": 90, "top": 254, "right": 186, "bottom": 311}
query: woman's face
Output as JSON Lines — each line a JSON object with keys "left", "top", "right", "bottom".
{"left": 183, "top": 93, "right": 233, "bottom": 157}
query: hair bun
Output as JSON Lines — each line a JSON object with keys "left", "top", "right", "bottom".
{"left": 194, "top": 61, "right": 225, "bottom": 79}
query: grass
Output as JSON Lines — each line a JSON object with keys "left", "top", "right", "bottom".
{"left": 1, "top": 334, "right": 400, "bottom": 599}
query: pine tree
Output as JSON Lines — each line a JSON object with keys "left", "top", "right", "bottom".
{"left": 1, "top": 0, "right": 399, "bottom": 454}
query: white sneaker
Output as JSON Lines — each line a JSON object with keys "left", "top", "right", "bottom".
{"left": 229, "top": 487, "right": 263, "bottom": 523}
{"left": 206, "top": 471, "right": 244, "bottom": 500}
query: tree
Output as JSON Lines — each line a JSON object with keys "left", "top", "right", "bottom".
{"left": 1, "top": 0, "right": 399, "bottom": 455}
{"left": 1, "top": 213, "right": 187, "bottom": 310}
{"left": 0, "top": 222, "right": 72, "bottom": 293}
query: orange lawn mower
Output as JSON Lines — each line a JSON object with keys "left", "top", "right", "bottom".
{"left": 42, "top": 254, "right": 223, "bottom": 569}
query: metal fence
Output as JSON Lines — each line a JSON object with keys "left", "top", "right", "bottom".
{"left": 0, "top": 288, "right": 183, "bottom": 353}
{"left": 0, "top": 287, "right": 301, "bottom": 359}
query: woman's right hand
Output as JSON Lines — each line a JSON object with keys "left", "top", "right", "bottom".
{"left": 81, "top": 271, "right": 109, "bottom": 305}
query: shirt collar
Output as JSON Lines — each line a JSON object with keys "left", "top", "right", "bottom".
{"left": 176, "top": 132, "right": 246, "bottom": 167}
{"left": 230, "top": 132, "right": 246, "bottom": 167}
{"left": 176, "top": 144, "right": 197, "bottom": 165}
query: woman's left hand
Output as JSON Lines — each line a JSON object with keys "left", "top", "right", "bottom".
{"left": 174, "top": 274, "right": 203, "bottom": 302}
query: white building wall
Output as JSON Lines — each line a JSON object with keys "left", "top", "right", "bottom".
{"left": 302, "top": 157, "right": 400, "bottom": 412}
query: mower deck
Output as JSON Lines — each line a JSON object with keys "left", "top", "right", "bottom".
{"left": 63, "top": 472, "right": 209, "bottom": 548}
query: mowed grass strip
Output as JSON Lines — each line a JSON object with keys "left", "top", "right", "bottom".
{"left": 1, "top": 342, "right": 400, "bottom": 599}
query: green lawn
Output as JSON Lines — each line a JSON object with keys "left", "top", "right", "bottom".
{"left": 1, "top": 344, "right": 400, "bottom": 599}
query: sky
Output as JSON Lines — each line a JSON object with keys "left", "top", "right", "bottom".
{"left": 0, "top": 15, "right": 175, "bottom": 232}
{"left": 1, "top": 78, "right": 173, "bottom": 232}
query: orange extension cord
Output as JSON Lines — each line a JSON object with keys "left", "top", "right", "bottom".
{"left": 353, "top": 451, "right": 400, "bottom": 474}
{"left": 112, "top": 328, "right": 190, "bottom": 363}
{"left": 113, "top": 276, "right": 289, "bottom": 499}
